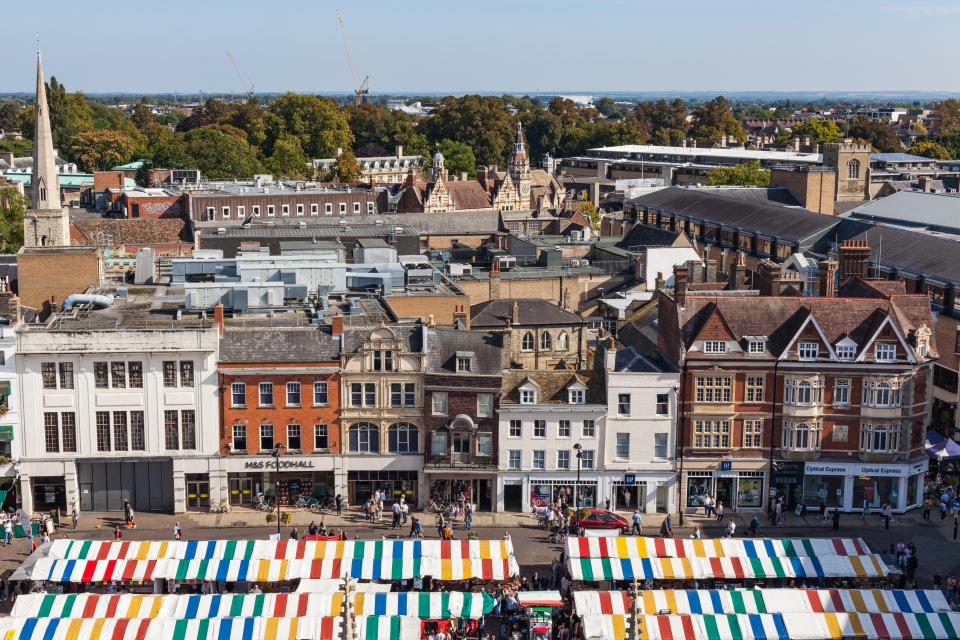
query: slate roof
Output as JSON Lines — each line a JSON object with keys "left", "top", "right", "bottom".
{"left": 426, "top": 328, "right": 504, "bottom": 375}
{"left": 397, "top": 211, "right": 501, "bottom": 235}
{"left": 220, "top": 327, "right": 340, "bottom": 363}
{"left": 340, "top": 325, "right": 424, "bottom": 353}
{"left": 618, "top": 225, "right": 683, "bottom": 249}
{"left": 71, "top": 218, "right": 192, "bottom": 245}
{"left": 470, "top": 299, "right": 583, "bottom": 329}
{"left": 692, "top": 187, "right": 801, "bottom": 207}
{"left": 628, "top": 187, "right": 839, "bottom": 246}
{"left": 500, "top": 369, "right": 604, "bottom": 405}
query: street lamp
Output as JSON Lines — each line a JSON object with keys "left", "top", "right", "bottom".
{"left": 573, "top": 443, "right": 583, "bottom": 511}
{"left": 272, "top": 443, "right": 285, "bottom": 536}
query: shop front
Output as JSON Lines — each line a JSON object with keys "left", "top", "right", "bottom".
{"left": 609, "top": 473, "right": 674, "bottom": 513}
{"left": 77, "top": 459, "right": 173, "bottom": 512}
{"left": 684, "top": 464, "right": 767, "bottom": 512}
{"left": 770, "top": 460, "right": 806, "bottom": 511}
{"left": 225, "top": 456, "right": 335, "bottom": 508}
{"left": 802, "top": 458, "right": 927, "bottom": 513}
{"left": 427, "top": 476, "right": 494, "bottom": 511}
{"left": 347, "top": 470, "right": 419, "bottom": 506}
{"left": 497, "top": 473, "right": 599, "bottom": 512}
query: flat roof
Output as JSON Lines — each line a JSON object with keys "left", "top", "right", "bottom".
{"left": 587, "top": 144, "right": 823, "bottom": 164}
{"left": 187, "top": 182, "right": 374, "bottom": 197}
{"left": 845, "top": 190, "right": 960, "bottom": 232}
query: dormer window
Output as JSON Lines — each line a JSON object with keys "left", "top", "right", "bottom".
{"left": 569, "top": 389, "right": 585, "bottom": 404}
{"left": 836, "top": 343, "right": 857, "bottom": 361}
{"left": 703, "top": 341, "right": 727, "bottom": 354}
{"left": 798, "top": 341, "right": 819, "bottom": 360}
{"left": 456, "top": 351, "right": 474, "bottom": 373}
{"left": 875, "top": 343, "right": 896, "bottom": 362}
{"left": 520, "top": 389, "right": 537, "bottom": 405}
{"left": 747, "top": 339, "right": 766, "bottom": 354}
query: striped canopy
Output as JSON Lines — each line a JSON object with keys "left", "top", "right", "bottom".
{"left": 582, "top": 614, "right": 789, "bottom": 640}
{"left": 782, "top": 612, "right": 960, "bottom": 640}
{"left": 33, "top": 559, "right": 165, "bottom": 583}
{"left": 573, "top": 591, "right": 632, "bottom": 615}
{"left": 772, "top": 589, "right": 950, "bottom": 614}
{"left": 353, "top": 591, "right": 494, "bottom": 619}
{"left": 566, "top": 537, "right": 871, "bottom": 560}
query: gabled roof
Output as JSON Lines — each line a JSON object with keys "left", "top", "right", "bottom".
{"left": 341, "top": 325, "right": 424, "bottom": 353}
{"left": 71, "top": 218, "right": 191, "bottom": 245}
{"left": 500, "top": 370, "right": 603, "bottom": 405}
{"left": 426, "top": 328, "right": 504, "bottom": 376}
{"left": 470, "top": 299, "right": 583, "bottom": 329}
{"left": 220, "top": 327, "right": 340, "bottom": 363}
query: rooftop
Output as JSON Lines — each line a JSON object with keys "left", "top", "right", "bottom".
{"left": 470, "top": 298, "right": 584, "bottom": 329}
{"left": 869, "top": 153, "right": 937, "bottom": 164}
{"left": 187, "top": 181, "right": 373, "bottom": 198}
{"left": 587, "top": 144, "right": 823, "bottom": 164}
{"left": 220, "top": 326, "right": 339, "bottom": 363}
{"left": 844, "top": 190, "right": 960, "bottom": 233}
{"left": 426, "top": 328, "right": 504, "bottom": 376}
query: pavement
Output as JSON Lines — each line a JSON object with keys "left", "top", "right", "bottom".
{"left": 0, "top": 506, "right": 957, "bottom": 589}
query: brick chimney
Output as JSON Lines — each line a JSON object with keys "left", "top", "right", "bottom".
{"left": 919, "top": 176, "right": 931, "bottom": 192}
{"left": 839, "top": 240, "right": 872, "bottom": 282}
{"left": 673, "top": 265, "right": 689, "bottom": 308}
{"left": 452, "top": 304, "right": 469, "bottom": 329}
{"left": 818, "top": 259, "right": 838, "bottom": 297}
{"left": 705, "top": 259, "right": 718, "bottom": 283}
{"left": 511, "top": 301, "right": 520, "bottom": 325}
{"left": 331, "top": 314, "right": 344, "bottom": 335}
{"left": 654, "top": 272, "right": 665, "bottom": 291}
{"left": 756, "top": 259, "right": 782, "bottom": 296}
{"left": 213, "top": 302, "right": 225, "bottom": 336}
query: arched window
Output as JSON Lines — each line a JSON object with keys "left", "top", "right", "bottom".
{"left": 521, "top": 332, "right": 534, "bottom": 351}
{"left": 539, "top": 332, "right": 553, "bottom": 351}
{"left": 872, "top": 425, "right": 887, "bottom": 452}
{"left": 388, "top": 422, "right": 419, "bottom": 453}
{"left": 796, "top": 423, "right": 810, "bottom": 449}
{"left": 875, "top": 382, "right": 890, "bottom": 406}
{"left": 349, "top": 422, "right": 379, "bottom": 453}
{"left": 557, "top": 331, "right": 569, "bottom": 351}
{"left": 847, "top": 159, "right": 860, "bottom": 179}
{"left": 797, "top": 380, "right": 812, "bottom": 405}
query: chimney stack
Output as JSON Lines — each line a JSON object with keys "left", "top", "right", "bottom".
{"left": 673, "top": 265, "right": 689, "bottom": 308}
{"left": 756, "top": 259, "right": 782, "bottom": 296}
{"left": 331, "top": 314, "right": 344, "bottom": 335}
{"left": 213, "top": 302, "right": 225, "bottom": 336}
{"left": 919, "top": 176, "right": 931, "bottom": 192}
{"left": 395, "top": 145, "right": 404, "bottom": 158}
{"left": 511, "top": 301, "right": 520, "bottom": 325}
{"left": 818, "top": 259, "right": 838, "bottom": 297}
{"left": 705, "top": 259, "right": 718, "bottom": 283}
{"left": 654, "top": 271, "right": 665, "bottom": 291}
{"left": 838, "top": 239, "right": 872, "bottom": 282}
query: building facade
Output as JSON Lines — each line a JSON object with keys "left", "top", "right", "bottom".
{"left": 470, "top": 299, "right": 586, "bottom": 371}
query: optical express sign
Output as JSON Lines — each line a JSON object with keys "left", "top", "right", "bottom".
{"left": 804, "top": 460, "right": 928, "bottom": 477}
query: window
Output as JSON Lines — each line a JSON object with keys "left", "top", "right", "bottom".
{"left": 508, "top": 420, "right": 522, "bottom": 438}
{"left": 180, "top": 362, "right": 194, "bottom": 387}
{"left": 508, "top": 450, "right": 521, "bottom": 470}
{"left": 367, "top": 202, "right": 375, "bottom": 214}
{"left": 222, "top": 206, "right": 230, "bottom": 219}
{"left": 163, "top": 411, "right": 179, "bottom": 450}
{"left": 654, "top": 433, "right": 668, "bottom": 459}
{"left": 259, "top": 382, "right": 274, "bottom": 407}
{"left": 231, "top": 382, "right": 246, "bottom": 407}
{"left": 432, "top": 391, "right": 448, "bottom": 415}
{"left": 267, "top": 205, "right": 275, "bottom": 217}
{"left": 281, "top": 204, "right": 290, "bottom": 216}
{"left": 287, "top": 424, "right": 302, "bottom": 450}
{"left": 373, "top": 350, "right": 394, "bottom": 371}
{"left": 832, "top": 424, "right": 849, "bottom": 443}
{"left": 782, "top": 420, "right": 821, "bottom": 451}
{"left": 521, "top": 332, "right": 534, "bottom": 351}
{"left": 834, "top": 379, "right": 850, "bottom": 405}
{"left": 311, "top": 203, "right": 318, "bottom": 215}
{"left": 95, "top": 362, "right": 109, "bottom": 388}
{"left": 325, "top": 203, "right": 332, "bottom": 215}
{"left": 539, "top": 332, "right": 553, "bottom": 350}
{"left": 113, "top": 411, "right": 128, "bottom": 451}
{"left": 695, "top": 376, "right": 732, "bottom": 402}
{"left": 456, "top": 356, "right": 472, "bottom": 373}
{"left": 747, "top": 340, "right": 766, "bottom": 354}
{"left": 533, "top": 420, "right": 546, "bottom": 438}
{"left": 97, "top": 411, "right": 112, "bottom": 451}
{"left": 388, "top": 423, "right": 419, "bottom": 453}
{"left": 237, "top": 206, "right": 245, "bottom": 218}
{"left": 232, "top": 425, "right": 247, "bottom": 452}
{"left": 693, "top": 420, "right": 731, "bottom": 448}
{"left": 364, "top": 383, "right": 377, "bottom": 407}
{"left": 580, "top": 450, "right": 595, "bottom": 469}
{"left": 875, "top": 343, "right": 896, "bottom": 362}
{"left": 350, "top": 422, "right": 379, "bottom": 453}
{"left": 353, "top": 202, "right": 361, "bottom": 214}
{"left": 296, "top": 204, "right": 304, "bottom": 216}
{"left": 864, "top": 379, "right": 901, "bottom": 407}
{"left": 655, "top": 393, "right": 670, "bottom": 415}
{"left": 798, "top": 341, "right": 819, "bottom": 360}
{"left": 743, "top": 420, "right": 762, "bottom": 448}
{"left": 520, "top": 389, "right": 537, "bottom": 404}
{"left": 557, "top": 450, "right": 570, "bottom": 469}
{"left": 477, "top": 433, "right": 493, "bottom": 456}
{"left": 128, "top": 362, "right": 143, "bottom": 388}
{"left": 314, "top": 424, "right": 329, "bottom": 450}
{"left": 44, "top": 413, "right": 59, "bottom": 453}
{"left": 532, "top": 450, "right": 546, "bottom": 470}
{"left": 252, "top": 205, "right": 260, "bottom": 217}
{"left": 784, "top": 378, "right": 822, "bottom": 405}
{"left": 745, "top": 376, "right": 764, "bottom": 403}
{"left": 163, "top": 361, "right": 191, "bottom": 387}
{"left": 617, "top": 393, "right": 631, "bottom": 416}
{"left": 558, "top": 420, "right": 571, "bottom": 438}
{"left": 477, "top": 393, "right": 493, "bottom": 417}
{"left": 313, "top": 381, "right": 328, "bottom": 405}
{"left": 583, "top": 419, "right": 596, "bottom": 437}
{"left": 847, "top": 158, "right": 860, "bottom": 180}
{"left": 260, "top": 424, "right": 274, "bottom": 451}
{"left": 205, "top": 206, "right": 215, "bottom": 220}
{"left": 837, "top": 344, "right": 856, "bottom": 360}
{"left": 42, "top": 363, "right": 63, "bottom": 389}
{"left": 286, "top": 381, "right": 301, "bottom": 406}
{"left": 569, "top": 389, "right": 585, "bottom": 404}
{"left": 859, "top": 423, "right": 901, "bottom": 453}
{"left": 390, "top": 382, "right": 416, "bottom": 407}
{"left": 181, "top": 410, "right": 196, "bottom": 450}
{"left": 339, "top": 203, "right": 347, "bottom": 214}
{"left": 616, "top": 433, "right": 630, "bottom": 459}
{"left": 703, "top": 341, "right": 726, "bottom": 354}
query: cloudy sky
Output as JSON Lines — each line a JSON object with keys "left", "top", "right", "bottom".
{"left": 5, "top": 0, "right": 960, "bottom": 94}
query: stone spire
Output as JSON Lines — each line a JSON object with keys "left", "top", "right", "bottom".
{"left": 31, "top": 52, "right": 61, "bottom": 211}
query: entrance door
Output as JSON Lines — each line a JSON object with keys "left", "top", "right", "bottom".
{"left": 503, "top": 485, "right": 522, "bottom": 512}
{"left": 715, "top": 477, "right": 734, "bottom": 510}
{"left": 80, "top": 483, "right": 93, "bottom": 512}
{"left": 186, "top": 480, "right": 209, "bottom": 511}
{"left": 476, "top": 479, "right": 492, "bottom": 512}
{"left": 229, "top": 477, "right": 254, "bottom": 506}
{"left": 655, "top": 482, "right": 669, "bottom": 513}
{"left": 452, "top": 431, "right": 471, "bottom": 464}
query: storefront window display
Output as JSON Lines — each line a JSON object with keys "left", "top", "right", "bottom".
{"left": 348, "top": 470, "right": 418, "bottom": 506}
{"left": 802, "top": 475, "right": 844, "bottom": 509}
{"left": 736, "top": 476, "right": 764, "bottom": 508}
{"left": 853, "top": 475, "right": 897, "bottom": 509}
{"left": 686, "top": 476, "right": 712, "bottom": 508}
{"left": 906, "top": 473, "right": 921, "bottom": 508}
{"left": 530, "top": 481, "right": 596, "bottom": 509}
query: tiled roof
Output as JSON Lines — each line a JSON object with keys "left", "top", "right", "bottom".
{"left": 71, "top": 218, "right": 191, "bottom": 245}
{"left": 341, "top": 325, "right": 424, "bottom": 353}
{"left": 470, "top": 299, "right": 583, "bottom": 328}
{"left": 220, "top": 327, "right": 339, "bottom": 363}
{"left": 426, "top": 328, "right": 504, "bottom": 375}
{"left": 397, "top": 211, "right": 501, "bottom": 235}
{"left": 618, "top": 225, "right": 683, "bottom": 249}
{"left": 445, "top": 180, "right": 494, "bottom": 211}
{"left": 500, "top": 369, "right": 604, "bottom": 405}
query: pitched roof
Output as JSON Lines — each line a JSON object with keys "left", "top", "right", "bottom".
{"left": 845, "top": 190, "right": 960, "bottom": 233}
{"left": 500, "top": 370, "right": 604, "bottom": 405}
{"left": 470, "top": 298, "right": 583, "bottom": 328}
{"left": 340, "top": 324, "right": 424, "bottom": 353}
{"left": 71, "top": 218, "right": 191, "bottom": 245}
{"left": 445, "top": 180, "right": 494, "bottom": 211}
{"left": 397, "top": 211, "right": 501, "bottom": 235}
{"left": 618, "top": 225, "right": 684, "bottom": 249}
{"left": 220, "top": 327, "right": 340, "bottom": 363}
{"left": 426, "top": 328, "right": 504, "bottom": 375}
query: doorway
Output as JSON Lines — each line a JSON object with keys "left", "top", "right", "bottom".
{"left": 186, "top": 477, "right": 210, "bottom": 511}
{"left": 229, "top": 477, "right": 254, "bottom": 506}
{"left": 655, "top": 482, "right": 669, "bottom": 513}
{"left": 715, "top": 477, "right": 734, "bottom": 510}
{"left": 503, "top": 485, "right": 523, "bottom": 512}
{"left": 79, "top": 483, "right": 93, "bottom": 512}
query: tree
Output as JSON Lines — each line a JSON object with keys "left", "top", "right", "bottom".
{"left": 144, "top": 124, "right": 194, "bottom": 169}
{"left": 0, "top": 138, "right": 33, "bottom": 157}
{"left": 265, "top": 134, "right": 309, "bottom": 179}
{"left": 267, "top": 94, "right": 353, "bottom": 159}
{"left": 937, "top": 129, "right": 960, "bottom": 160}
{"left": 634, "top": 99, "right": 688, "bottom": 145}
{"left": 689, "top": 96, "right": 746, "bottom": 143}
{"left": 346, "top": 103, "right": 423, "bottom": 156}
{"left": 576, "top": 200, "right": 601, "bottom": 230}
{"left": 932, "top": 99, "right": 960, "bottom": 136}
{"left": 435, "top": 139, "right": 476, "bottom": 178}
{"left": 45, "top": 77, "right": 94, "bottom": 150}
{"left": 707, "top": 161, "right": 771, "bottom": 187}
{"left": 594, "top": 97, "right": 622, "bottom": 119}
{"left": 0, "top": 102, "right": 21, "bottom": 132}
{"left": 131, "top": 103, "right": 155, "bottom": 131}
{"left": 183, "top": 126, "right": 262, "bottom": 180}
{"left": 69, "top": 130, "right": 136, "bottom": 171}
{"left": 0, "top": 186, "right": 27, "bottom": 253}
{"left": 775, "top": 119, "right": 843, "bottom": 145}
{"left": 418, "top": 95, "right": 514, "bottom": 166}
{"left": 908, "top": 140, "right": 951, "bottom": 160}
{"left": 335, "top": 148, "right": 361, "bottom": 182}
{"left": 846, "top": 117, "right": 902, "bottom": 153}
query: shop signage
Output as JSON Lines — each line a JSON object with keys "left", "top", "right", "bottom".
{"left": 805, "top": 459, "right": 929, "bottom": 478}
{"left": 624, "top": 474, "right": 636, "bottom": 485}
{"left": 0, "top": 381, "right": 10, "bottom": 395}
{"left": 720, "top": 461, "right": 732, "bottom": 471}
{"left": 0, "top": 425, "right": 13, "bottom": 442}
{"left": 804, "top": 463, "right": 848, "bottom": 475}
{"left": 244, "top": 459, "right": 315, "bottom": 470}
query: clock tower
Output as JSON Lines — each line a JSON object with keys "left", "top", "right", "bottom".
{"left": 508, "top": 122, "right": 531, "bottom": 204}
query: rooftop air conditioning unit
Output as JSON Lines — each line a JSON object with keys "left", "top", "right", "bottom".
{"left": 571, "top": 259, "right": 582, "bottom": 267}
{"left": 580, "top": 259, "right": 590, "bottom": 266}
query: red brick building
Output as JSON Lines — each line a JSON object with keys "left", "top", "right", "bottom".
{"left": 658, "top": 245, "right": 936, "bottom": 515}
{"left": 218, "top": 325, "right": 341, "bottom": 508}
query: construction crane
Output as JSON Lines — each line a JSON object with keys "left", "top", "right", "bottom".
{"left": 336, "top": 9, "right": 369, "bottom": 105}
{"left": 226, "top": 52, "right": 255, "bottom": 100}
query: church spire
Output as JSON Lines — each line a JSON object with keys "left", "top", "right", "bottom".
{"left": 31, "top": 50, "right": 61, "bottom": 211}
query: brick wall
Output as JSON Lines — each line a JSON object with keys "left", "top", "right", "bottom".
{"left": 187, "top": 191, "right": 380, "bottom": 222}
{"left": 16, "top": 248, "right": 103, "bottom": 311}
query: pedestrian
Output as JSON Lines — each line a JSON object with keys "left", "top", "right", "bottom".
{"left": 290, "top": 528, "right": 299, "bottom": 541}
{"left": 907, "top": 553, "right": 919, "bottom": 582}
{"left": 3, "top": 519, "right": 11, "bottom": 546}
{"left": 726, "top": 520, "right": 736, "bottom": 538}
{"left": 703, "top": 494, "right": 714, "bottom": 518}
{"left": 923, "top": 497, "right": 932, "bottom": 520}
{"left": 41, "top": 531, "right": 50, "bottom": 546}
{"left": 309, "top": 521, "right": 318, "bottom": 536}
{"left": 464, "top": 504, "right": 473, "bottom": 531}
{"left": 436, "top": 514, "right": 446, "bottom": 538}
{"left": 860, "top": 498, "right": 870, "bottom": 520}
{"left": 605, "top": 498, "right": 611, "bottom": 511}
{"left": 173, "top": 521, "right": 183, "bottom": 540}
{"left": 716, "top": 501, "right": 725, "bottom": 522}
{"left": 335, "top": 494, "right": 343, "bottom": 516}
{"left": 72, "top": 506, "right": 79, "bottom": 531}
{"left": 660, "top": 517, "right": 672, "bottom": 538}
{"left": 940, "top": 500, "right": 948, "bottom": 520}
{"left": 882, "top": 503, "right": 893, "bottom": 530}
{"left": 631, "top": 509, "right": 642, "bottom": 535}
{"left": 401, "top": 500, "right": 409, "bottom": 525}
{"left": 819, "top": 501, "right": 828, "bottom": 522}
{"left": 114, "top": 525, "right": 122, "bottom": 540}
{"left": 409, "top": 516, "right": 423, "bottom": 539}
{"left": 503, "top": 530, "right": 512, "bottom": 542}
{"left": 832, "top": 509, "right": 841, "bottom": 531}
{"left": 392, "top": 501, "right": 401, "bottom": 529}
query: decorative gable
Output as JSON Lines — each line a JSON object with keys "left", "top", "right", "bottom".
{"left": 778, "top": 313, "right": 836, "bottom": 361}
{"left": 856, "top": 314, "right": 916, "bottom": 364}
{"left": 695, "top": 304, "right": 736, "bottom": 342}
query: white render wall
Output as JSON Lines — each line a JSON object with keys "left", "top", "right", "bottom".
{"left": 0, "top": 325, "right": 21, "bottom": 481}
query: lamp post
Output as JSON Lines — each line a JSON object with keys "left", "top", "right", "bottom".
{"left": 272, "top": 443, "right": 285, "bottom": 536}
{"left": 573, "top": 443, "right": 583, "bottom": 511}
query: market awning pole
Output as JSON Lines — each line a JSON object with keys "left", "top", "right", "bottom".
{"left": 630, "top": 577, "right": 641, "bottom": 640}
{"left": 342, "top": 574, "right": 356, "bottom": 640}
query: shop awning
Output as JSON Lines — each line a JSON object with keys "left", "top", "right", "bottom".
{"left": 516, "top": 591, "right": 563, "bottom": 608}
{"left": 574, "top": 591, "right": 632, "bottom": 615}
{"left": 12, "top": 593, "right": 168, "bottom": 618}
{"left": 354, "top": 591, "right": 494, "bottom": 619}
{"left": 33, "top": 558, "right": 164, "bottom": 583}
{"left": 565, "top": 536, "right": 870, "bottom": 560}
{"left": 581, "top": 613, "right": 629, "bottom": 640}
{"left": 926, "top": 430, "right": 960, "bottom": 460}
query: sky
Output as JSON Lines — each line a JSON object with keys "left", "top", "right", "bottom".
{"left": 5, "top": 0, "right": 960, "bottom": 95}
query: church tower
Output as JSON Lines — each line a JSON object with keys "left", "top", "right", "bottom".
{"left": 508, "top": 122, "right": 531, "bottom": 205}
{"left": 24, "top": 52, "right": 70, "bottom": 248}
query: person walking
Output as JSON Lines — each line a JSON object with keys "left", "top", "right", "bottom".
{"left": 832, "top": 509, "right": 841, "bottom": 531}
{"left": 335, "top": 494, "right": 343, "bottom": 516}
{"left": 409, "top": 516, "right": 423, "bottom": 539}
{"left": 725, "top": 520, "right": 736, "bottom": 538}
{"left": 3, "top": 519, "right": 11, "bottom": 546}
{"left": 391, "top": 501, "right": 401, "bottom": 529}
{"left": 401, "top": 500, "right": 409, "bottom": 525}
{"left": 715, "top": 501, "right": 725, "bottom": 523}
{"left": 660, "top": 517, "right": 672, "bottom": 538}
{"left": 72, "top": 506, "right": 79, "bottom": 531}
{"left": 464, "top": 504, "right": 473, "bottom": 531}
{"left": 923, "top": 497, "right": 932, "bottom": 520}
{"left": 113, "top": 525, "right": 122, "bottom": 540}
{"left": 289, "top": 528, "right": 299, "bottom": 541}
{"left": 631, "top": 509, "right": 642, "bottom": 535}
{"left": 173, "top": 522, "right": 183, "bottom": 540}
{"left": 882, "top": 503, "right": 893, "bottom": 530}
{"left": 860, "top": 498, "right": 870, "bottom": 520}
{"left": 703, "top": 494, "right": 714, "bottom": 518}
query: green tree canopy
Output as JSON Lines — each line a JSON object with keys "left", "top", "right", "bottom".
{"left": 775, "top": 119, "right": 844, "bottom": 145}
{"left": 435, "top": 139, "right": 477, "bottom": 178}
{"left": 267, "top": 94, "right": 353, "bottom": 159}
{"left": 908, "top": 140, "right": 951, "bottom": 160}
{"left": 846, "top": 117, "right": 902, "bottom": 153}
{"left": 932, "top": 99, "right": 960, "bottom": 136}
{"left": 69, "top": 129, "right": 136, "bottom": 171}
{"left": 265, "top": 134, "right": 309, "bottom": 179}
{"left": 144, "top": 124, "right": 194, "bottom": 169}
{"left": 0, "top": 186, "right": 27, "bottom": 253}
{"left": 937, "top": 129, "right": 960, "bottom": 160}
{"left": 634, "top": 99, "right": 689, "bottom": 145}
{"left": 688, "top": 96, "right": 746, "bottom": 143}
{"left": 335, "top": 149, "right": 361, "bottom": 182}
{"left": 45, "top": 77, "right": 94, "bottom": 149}
{"left": 0, "top": 102, "right": 21, "bottom": 132}
{"left": 183, "top": 126, "right": 262, "bottom": 180}
{"left": 418, "top": 95, "right": 514, "bottom": 166}
{"left": 707, "top": 161, "right": 771, "bottom": 187}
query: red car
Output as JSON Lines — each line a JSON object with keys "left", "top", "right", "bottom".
{"left": 569, "top": 507, "right": 629, "bottom": 534}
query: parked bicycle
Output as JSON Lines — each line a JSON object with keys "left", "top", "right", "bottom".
{"left": 211, "top": 500, "right": 230, "bottom": 514}
{"left": 254, "top": 493, "right": 273, "bottom": 511}
{"left": 294, "top": 496, "right": 318, "bottom": 509}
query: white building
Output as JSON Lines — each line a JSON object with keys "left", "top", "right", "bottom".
{"left": 497, "top": 370, "right": 607, "bottom": 513}
{"left": 15, "top": 289, "right": 221, "bottom": 514}
{"left": 0, "top": 319, "right": 21, "bottom": 510}
{"left": 599, "top": 340, "right": 679, "bottom": 515}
